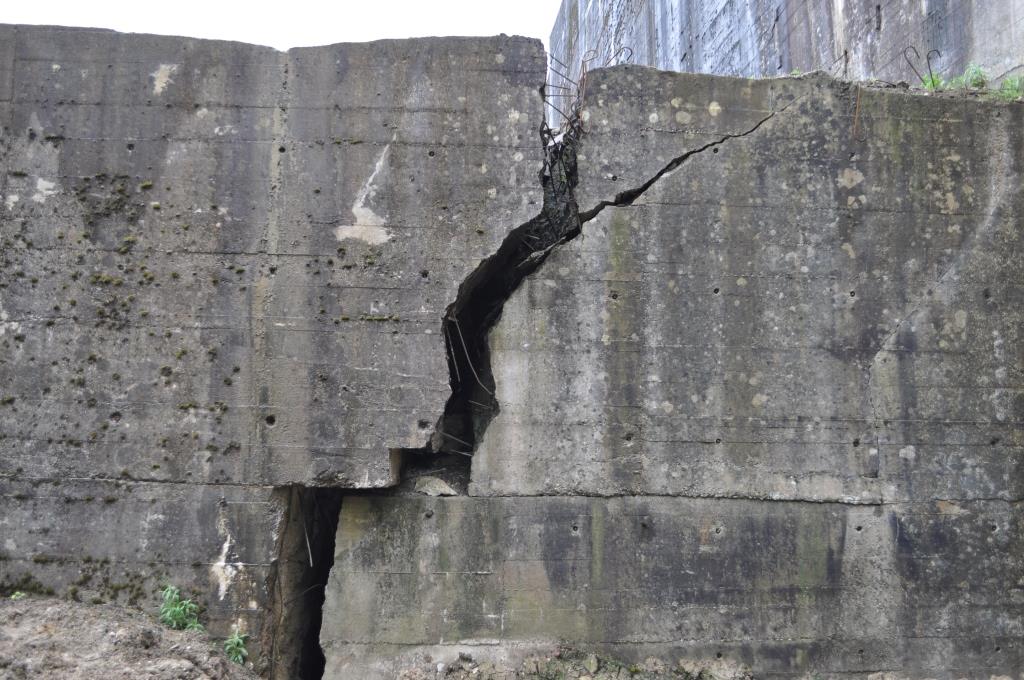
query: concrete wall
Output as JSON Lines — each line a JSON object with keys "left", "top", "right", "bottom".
{"left": 321, "top": 69, "right": 1024, "bottom": 678}
{"left": 547, "top": 0, "right": 1024, "bottom": 124}
{"left": 0, "top": 23, "right": 545, "bottom": 658}
{"left": 2, "top": 22, "right": 1022, "bottom": 680}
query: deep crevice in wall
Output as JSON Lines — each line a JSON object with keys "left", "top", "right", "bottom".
{"left": 411, "top": 98, "right": 790, "bottom": 495}
{"left": 425, "top": 124, "right": 583, "bottom": 464}
{"left": 264, "top": 486, "right": 343, "bottom": 680}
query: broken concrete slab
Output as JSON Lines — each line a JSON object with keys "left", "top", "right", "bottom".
{"left": 414, "top": 475, "right": 458, "bottom": 496}
{"left": 3, "top": 23, "right": 1022, "bottom": 680}
{"left": 1, "top": 25, "right": 545, "bottom": 490}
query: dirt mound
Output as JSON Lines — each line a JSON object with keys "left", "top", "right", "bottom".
{"left": 0, "top": 596, "right": 258, "bottom": 680}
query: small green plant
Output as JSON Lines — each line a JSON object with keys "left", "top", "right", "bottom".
{"left": 159, "top": 585, "right": 203, "bottom": 631}
{"left": 920, "top": 73, "right": 943, "bottom": 91}
{"left": 224, "top": 629, "right": 249, "bottom": 664}
{"left": 9, "top": 591, "right": 26, "bottom": 601}
{"left": 997, "top": 75, "right": 1024, "bottom": 101}
{"left": 948, "top": 63, "right": 987, "bottom": 90}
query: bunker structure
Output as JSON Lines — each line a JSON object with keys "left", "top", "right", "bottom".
{"left": 1, "top": 5, "right": 1023, "bottom": 679}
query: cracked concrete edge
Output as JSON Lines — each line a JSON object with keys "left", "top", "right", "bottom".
{"left": 576, "top": 99, "right": 796, "bottom": 224}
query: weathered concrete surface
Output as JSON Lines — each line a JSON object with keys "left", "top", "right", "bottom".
{"left": 323, "top": 68, "right": 1024, "bottom": 678}
{"left": 0, "top": 23, "right": 546, "bottom": 648}
{"left": 548, "top": 0, "right": 1024, "bottom": 123}
{"left": 325, "top": 496, "right": 1021, "bottom": 678}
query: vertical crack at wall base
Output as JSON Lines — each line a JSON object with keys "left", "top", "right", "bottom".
{"left": 263, "top": 486, "right": 343, "bottom": 680}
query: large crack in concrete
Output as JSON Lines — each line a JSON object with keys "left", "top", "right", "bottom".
{"left": 260, "top": 124, "right": 584, "bottom": 680}
{"left": 263, "top": 486, "right": 343, "bottom": 679}
{"left": 427, "top": 125, "right": 581, "bottom": 472}
{"left": 269, "top": 92, "right": 788, "bottom": 680}
{"left": 423, "top": 103, "right": 786, "bottom": 481}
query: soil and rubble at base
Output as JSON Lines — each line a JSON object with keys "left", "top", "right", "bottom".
{"left": 0, "top": 597, "right": 259, "bottom": 680}
{"left": 394, "top": 648, "right": 753, "bottom": 680}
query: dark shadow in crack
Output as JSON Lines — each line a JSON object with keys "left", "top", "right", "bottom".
{"left": 264, "top": 486, "right": 343, "bottom": 680}
{"left": 419, "top": 125, "right": 583, "bottom": 475}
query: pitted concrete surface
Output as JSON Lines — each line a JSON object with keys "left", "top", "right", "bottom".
{"left": 477, "top": 67, "right": 1023, "bottom": 505}
{"left": 0, "top": 23, "right": 546, "bottom": 645}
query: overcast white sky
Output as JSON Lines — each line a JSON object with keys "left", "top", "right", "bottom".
{"left": 0, "top": 0, "right": 562, "bottom": 51}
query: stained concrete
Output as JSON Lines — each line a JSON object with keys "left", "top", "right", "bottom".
{"left": 0, "top": 23, "right": 546, "bottom": 651}
{"left": 325, "top": 495, "right": 1021, "bottom": 678}
{"left": 322, "top": 68, "right": 1024, "bottom": 678}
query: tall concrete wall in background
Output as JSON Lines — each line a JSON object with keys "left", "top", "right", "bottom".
{"left": 548, "top": 0, "right": 1024, "bottom": 124}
